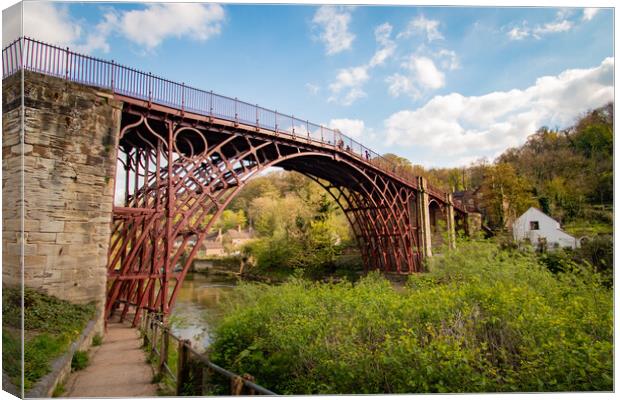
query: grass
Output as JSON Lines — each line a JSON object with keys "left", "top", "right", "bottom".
{"left": 563, "top": 220, "right": 613, "bottom": 237}
{"left": 71, "top": 351, "right": 89, "bottom": 371}
{"left": 140, "top": 324, "right": 179, "bottom": 395}
{"left": 2, "top": 287, "right": 95, "bottom": 391}
{"left": 52, "top": 382, "right": 65, "bottom": 397}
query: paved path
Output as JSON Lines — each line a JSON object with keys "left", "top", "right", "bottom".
{"left": 65, "top": 319, "right": 158, "bottom": 397}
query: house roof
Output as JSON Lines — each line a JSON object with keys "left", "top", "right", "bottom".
{"left": 516, "top": 207, "right": 559, "bottom": 224}
{"left": 227, "top": 229, "right": 253, "bottom": 239}
{"left": 203, "top": 240, "right": 224, "bottom": 249}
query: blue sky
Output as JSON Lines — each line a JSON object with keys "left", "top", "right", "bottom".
{"left": 3, "top": 2, "right": 614, "bottom": 167}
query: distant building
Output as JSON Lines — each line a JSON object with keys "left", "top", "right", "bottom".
{"left": 226, "top": 226, "right": 254, "bottom": 247}
{"left": 202, "top": 239, "right": 226, "bottom": 257}
{"left": 512, "top": 207, "right": 578, "bottom": 249}
{"left": 196, "top": 226, "right": 255, "bottom": 258}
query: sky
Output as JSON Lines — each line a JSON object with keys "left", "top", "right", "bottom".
{"left": 2, "top": 1, "right": 615, "bottom": 168}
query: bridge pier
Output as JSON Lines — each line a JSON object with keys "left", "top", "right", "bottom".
{"left": 2, "top": 71, "right": 120, "bottom": 323}
{"left": 415, "top": 177, "right": 433, "bottom": 258}
{"left": 413, "top": 177, "right": 458, "bottom": 262}
{"left": 445, "top": 193, "right": 457, "bottom": 250}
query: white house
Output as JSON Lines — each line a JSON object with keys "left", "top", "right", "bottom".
{"left": 512, "top": 207, "right": 579, "bottom": 249}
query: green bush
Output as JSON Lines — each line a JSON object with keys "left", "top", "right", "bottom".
{"left": 71, "top": 351, "right": 89, "bottom": 371}
{"left": 209, "top": 240, "right": 612, "bottom": 394}
{"left": 92, "top": 334, "right": 103, "bottom": 347}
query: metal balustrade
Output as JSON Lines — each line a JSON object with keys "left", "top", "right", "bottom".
{"left": 2, "top": 36, "right": 463, "bottom": 209}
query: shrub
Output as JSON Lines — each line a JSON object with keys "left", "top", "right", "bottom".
{"left": 92, "top": 334, "right": 103, "bottom": 347}
{"left": 209, "top": 240, "right": 612, "bottom": 394}
{"left": 71, "top": 351, "right": 89, "bottom": 371}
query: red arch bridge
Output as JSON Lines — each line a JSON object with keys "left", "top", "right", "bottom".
{"left": 4, "top": 37, "right": 469, "bottom": 325}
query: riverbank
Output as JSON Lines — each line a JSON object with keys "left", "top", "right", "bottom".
{"left": 192, "top": 253, "right": 366, "bottom": 283}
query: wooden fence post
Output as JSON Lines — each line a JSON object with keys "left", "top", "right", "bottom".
{"left": 142, "top": 315, "right": 150, "bottom": 348}
{"left": 176, "top": 339, "right": 190, "bottom": 395}
{"left": 159, "top": 327, "right": 169, "bottom": 375}
{"left": 151, "top": 321, "right": 158, "bottom": 355}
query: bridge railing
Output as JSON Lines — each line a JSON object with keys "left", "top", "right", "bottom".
{"left": 139, "top": 311, "right": 276, "bottom": 396}
{"left": 3, "top": 36, "right": 462, "bottom": 206}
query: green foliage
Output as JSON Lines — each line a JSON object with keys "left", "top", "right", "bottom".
{"left": 52, "top": 382, "right": 66, "bottom": 397}
{"left": 478, "top": 163, "right": 536, "bottom": 229}
{"left": 71, "top": 350, "right": 89, "bottom": 371}
{"left": 2, "top": 328, "right": 22, "bottom": 386}
{"left": 573, "top": 236, "right": 613, "bottom": 283}
{"left": 209, "top": 240, "right": 612, "bottom": 394}
{"left": 214, "top": 209, "right": 247, "bottom": 232}
{"left": 232, "top": 170, "right": 358, "bottom": 278}
{"left": 92, "top": 334, "right": 103, "bottom": 346}
{"left": 497, "top": 104, "right": 613, "bottom": 220}
{"left": 1, "top": 287, "right": 95, "bottom": 390}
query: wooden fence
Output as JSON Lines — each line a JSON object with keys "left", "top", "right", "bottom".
{"left": 139, "top": 312, "right": 276, "bottom": 396}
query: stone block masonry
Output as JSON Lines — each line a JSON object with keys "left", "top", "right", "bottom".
{"left": 2, "top": 71, "right": 122, "bottom": 316}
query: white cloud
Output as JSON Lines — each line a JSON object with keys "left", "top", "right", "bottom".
{"left": 6, "top": 3, "right": 225, "bottom": 54}
{"left": 312, "top": 6, "right": 355, "bottom": 55}
{"left": 328, "top": 66, "right": 369, "bottom": 105}
{"left": 507, "top": 14, "right": 576, "bottom": 41}
{"left": 17, "top": 3, "right": 82, "bottom": 48}
{"left": 328, "top": 118, "right": 366, "bottom": 139}
{"left": 369, "top": 22, "right": 396, "bottom": 67}
{"left": 508, "top": 26, "right": 529, "bottom": 40}
{"left": 327, "top": 21, "right": 395, "bottom": 105}
{"left": 384, "top": 58, "right": 614, "bottom": 167}
{"left": 582, "top": 8, "right": 600, "bottom": 21}
{"left": 110, "top": 3, "right": 225, "bottom": 50}
{"left": 386, "top": 73, "right": 418, "bottom": 98}
{"left": 436, "top": 49, "right": 460, "bottom": 71}
{"left": 533, "top": 20, "right": 573, "bottom": 36}
{"left": 2, "top": 3, "right": 22, "bottom": 48}
{"left": 386, "top": 56, "right": 445, "bottom": 99}
{"left": 305, "top": 83, "right": 320, "bottom": 95}
{"left": 405, "top": 56, "right": 445, "bottom": 89}
{"left": 398, "top": 15, "right": 443, "bottom": 42}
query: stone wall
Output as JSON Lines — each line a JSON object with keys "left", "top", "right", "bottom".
{"left": 2, "top": 70, "right": 23, "bottom": 291}
{"left": 2, "top": 71, "right": 121, "bottom": 314}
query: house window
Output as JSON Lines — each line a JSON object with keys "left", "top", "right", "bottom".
{"left": 530, "top": 221, "right": 540, "bottom": 230}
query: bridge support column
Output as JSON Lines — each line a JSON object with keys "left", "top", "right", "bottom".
{"left": 446, "top": 193, "right": 456, "bottom": 250}
{"left": 416, "top": 177, "right": 432, "bottom": 258}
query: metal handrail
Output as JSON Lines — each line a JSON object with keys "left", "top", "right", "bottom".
{"left": 2, "top": 36, "right": 462, "bottom": 209}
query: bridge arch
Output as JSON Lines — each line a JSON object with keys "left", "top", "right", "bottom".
{"left": 107, "top": 110, "right": 423, "bottom": 324}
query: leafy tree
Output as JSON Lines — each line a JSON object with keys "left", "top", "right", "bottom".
{"left": 214, "top": 209, "right": 247, "bottom": 232}
{"left": 478, "top": 163, "right": 535, "bottom": 229}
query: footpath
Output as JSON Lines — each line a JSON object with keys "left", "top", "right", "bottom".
{"left": 65, "top": 319, "right": 158, "bottom": 397}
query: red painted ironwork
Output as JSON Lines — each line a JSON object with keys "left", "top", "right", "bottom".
{"left": 3, "top": 37, "right": 468, "bottom": 324}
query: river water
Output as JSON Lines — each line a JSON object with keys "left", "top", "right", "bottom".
{"left": 168, "top": 272, "right": 237, "bottom": 351}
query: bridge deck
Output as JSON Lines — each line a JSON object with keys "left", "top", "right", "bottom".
{"left": 2, "top": 36, "right": 466, "bottom": 212}
{"left": 65, "top": 320, "right": 157, "bottom": 397}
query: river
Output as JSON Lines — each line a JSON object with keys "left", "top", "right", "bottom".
{"left": 168, "top": 272, "right": 238, "bottom": 351}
